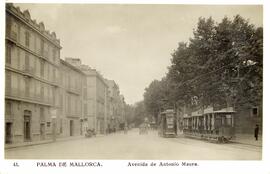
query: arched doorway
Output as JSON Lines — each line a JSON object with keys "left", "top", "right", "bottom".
{"left": 24, "top": 110, "right": 31, "bottom": 141}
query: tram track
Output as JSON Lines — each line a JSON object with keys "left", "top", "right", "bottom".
{"left": 167, "top": 135, "right": 262, "bottom": 153}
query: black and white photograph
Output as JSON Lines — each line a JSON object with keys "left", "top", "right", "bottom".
{"left": 1, "top": 0, "right": 269, "bottom": 173}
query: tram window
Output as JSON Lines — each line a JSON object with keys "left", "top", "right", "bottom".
{"left": 166, "top": 117, "right": 174, "bottom": 124}
{"left": 215, "top": 117, "right": 222, "bottom": 127}
{"left": 221, "top": 117, "right": 225, "bottom": 125}
{"left": 225, "top": 115, "right": 232, "bottom": 126}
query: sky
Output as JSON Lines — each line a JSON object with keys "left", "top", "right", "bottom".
{"left": 14, "top": 3, "right": 263, "bottom": 105}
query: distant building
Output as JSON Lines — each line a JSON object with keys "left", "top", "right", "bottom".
{"left": 119, "top": 95, "right": 126, "bottom": 124}
{"left": 105, "top": 79, "right": 120, "bottom": 130}
{"left": 58, "top": 59, "right": 85, "bottom": 137}
{"left": 5, "top": 3, "right": 61, "bottom": 144}
{"left": 65, "top": 58, "right": 108, "bottom": 134}
{"left": 105, "top": 80, "right": 126, "bottom": 130}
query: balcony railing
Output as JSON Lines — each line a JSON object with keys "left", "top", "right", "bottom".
{"left": 5, "top": 89, "right": 53, "bottom": 106}
{"left": 24, "top": 67, "right": 35, "bottom": 76}
{"left": 67, "top": 85, "right": 81, "bottom": 95}
{"left": 51, "top": 77, "right": 60, "bottom": 86}
{"left": 7, "top": 31, "right": 17, "bottom": 43}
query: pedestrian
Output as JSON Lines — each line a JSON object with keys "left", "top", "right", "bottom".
{"left": 254, "top": 124, "right": 259, "bottom": 141}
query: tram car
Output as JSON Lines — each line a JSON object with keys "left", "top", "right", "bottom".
{"left": 183, "top": 107, "right": 235, "bottom": 143}
{"left": 158, "top": 109, "right": 177, "bottom": 138}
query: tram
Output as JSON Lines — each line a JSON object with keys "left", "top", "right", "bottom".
{"left": 183, "top": 107, "right": 236, "bottom": 143}
{"left": 158, "top": 109, "right": 177, "bottom": 138}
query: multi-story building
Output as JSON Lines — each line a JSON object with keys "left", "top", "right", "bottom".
{"left": 105, "top": 79, "right": 120, "bottom": 129}
{"left": 65, "top": 58, "right": 108, "bottom": 134}
{"left": 105, "top": 79, "right": 127, "bottom": 130}
{"left": 58, "top": 59, "right": 85, "bottom": 137}
{"left": 119, "top": 95, "right": 126, "bottom": 124}
{"left": 5, "top": 4, "right": 61, "bottom": 144}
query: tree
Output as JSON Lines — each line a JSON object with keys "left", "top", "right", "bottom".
{"left": 133, "top": 101, "right": 147, "bottom": 127}
{"left": 143, "top": 15, "right": 263, "bottom": 114}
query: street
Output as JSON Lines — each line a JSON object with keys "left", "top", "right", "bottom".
{"left": 5, "top": 129, "right": 261, "bottom": 160}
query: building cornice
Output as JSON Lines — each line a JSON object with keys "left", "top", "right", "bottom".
{"left": 5, "top": 66, "right": 59, "bottom": 87}
{"left": 60, "top": 59, "right": 85, "bottom": 75}
{"left": 6, "top": 3, "right": 62, "bottom": 49}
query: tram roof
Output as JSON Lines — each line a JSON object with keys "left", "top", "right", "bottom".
{"left": 184, "top": 107, "right": 235, "bottom": 118}
{"left": 160, "top": 109, "right": 175, "bottom": 114}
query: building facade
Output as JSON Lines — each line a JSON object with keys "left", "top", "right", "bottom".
{"left": 58, "top": 59, "right": 85, "bottom": 137}
{"left": 105, "top": 80, "right": 127, "bottom": 130}
{"left": 5, "top": 3, "right": 61, "bottom": 144}
{"left": 5, "top": 4, "right": 129, "bottom": 144}
{"left": 65, "top": 58, "right": 108, "bottom": 134}
{"left": 105, "top": 79, "right": 119, "bottom": 130}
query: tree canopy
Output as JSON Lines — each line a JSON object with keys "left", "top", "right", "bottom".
{"left": 143, "top": 15, "right": 263, "bottom": 116}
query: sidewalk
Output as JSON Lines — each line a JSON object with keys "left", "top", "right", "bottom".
{"left": 231, "top": 134, "right": 262, "bottom": 147}
{"left": 5, "top": 133, "right": 110, "bottom": 150}
{"left": 5, "top": 135, "right": 87, "bottom": 150}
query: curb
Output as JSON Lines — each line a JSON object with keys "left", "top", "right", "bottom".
{"left": 5, "top": 134, "right": 109, "bottom": 150}
{"left": 5, "top": 140, "right": 54, "bottom": 150}
{"left": 5, "top": 135, "right": 89, "bottom": 150}
{"left": 230, "top": 140, "right": 262, "bottom": 147}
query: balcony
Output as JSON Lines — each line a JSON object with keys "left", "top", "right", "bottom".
{"left": 51, "top": 77, "right": 60, "bottom": 86}
{"left": 67, "top": 85, "right": 81, "bottom": 95}
{"left": 6, "top": 31, "right": 17, "bottom": 43}
{"left": 24, "top": 67, "right": 35, "bottom": 76}
{"left": 5, "top": 89, "right": 53, "bottom": 106}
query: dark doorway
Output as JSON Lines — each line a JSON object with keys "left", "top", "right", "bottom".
{"left": 40, "top": 123, "right": 45, "bottom": 140}
{"left": 70, "top": 120, "right": 74, "bottom": 136}
{"left": 5, "top": 122, "right": 12, "bottom": 144}
{"left": 24, "top": 110, "right": 31, "bottom": 141}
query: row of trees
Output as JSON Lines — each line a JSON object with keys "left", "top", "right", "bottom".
{"left": 143, "top": 15, "right": 263, "bottom": 121}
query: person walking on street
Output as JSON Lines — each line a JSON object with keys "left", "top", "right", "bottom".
{"left": 254, "top": 124, "right": 259, "bottom": 141}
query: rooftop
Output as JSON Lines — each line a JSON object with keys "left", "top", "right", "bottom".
{"left": 6, "top": 3, "right": 61, "bottom": 47}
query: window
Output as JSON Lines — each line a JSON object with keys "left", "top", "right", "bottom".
{"left": 53, "top": 49, "right": 56, "bottom": 62}
{"left": 225, "top": 115, "right": 232, "bottom": 126}
{"left": 40, "top": 60, "right": 45, "bottom": 77}
{"left": 59, "top": 93, "right": 63, "bottom": 108}
{"left": 40, "top": 39, "right": 44, "bottom": 56}
{"left": 25, "top": 31, "right": 30, "bottom": 47}
{"left": 52, "top": 87, "right": 56, "bottom": 106}
{"left": 5, "top": 101, "right": 12, "bottom": 115}
{"left": 53, "top": 68, "right": 56, "bottom": 82}
{"left": 6, "top": 44, "right": 12, "bottom": 65}
{"left": 25, "top": 77, "right": 30, "bottom": 97}
{"left": 6, "top": 72, "right": 11, "bottom": 93}
{"left": 47, "top": 122, "right": 51, "bottom": 127}
{"left": 6, "top": 17, "right": 12, "bottom": 37}
{"left": 40, "top": 107, "right": 45, "bottom": 122}
{"left": 166, "top": 117, "right": 174, "bottom": 125}
{"left": 25, "top": 53, "right": 29, "bottom": 71}
{"left": 84, "top": 88, "right": 87, "bottom": 99}
{"left": 252, "top": 107, "right": 258, "bottom": 117}
{"left": 40, "top": 85, "right": 44, "bottom": 100}
{"left": 67, "top": 95, "right": 71, "bottom": 113}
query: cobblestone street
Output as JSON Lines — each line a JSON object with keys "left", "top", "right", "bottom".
{"left": 5, "top": 129, "right": 262, "bottom": 160}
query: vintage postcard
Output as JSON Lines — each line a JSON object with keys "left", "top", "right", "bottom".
{"left": 0, "top": 0, "right": 269, "bottom": 174}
